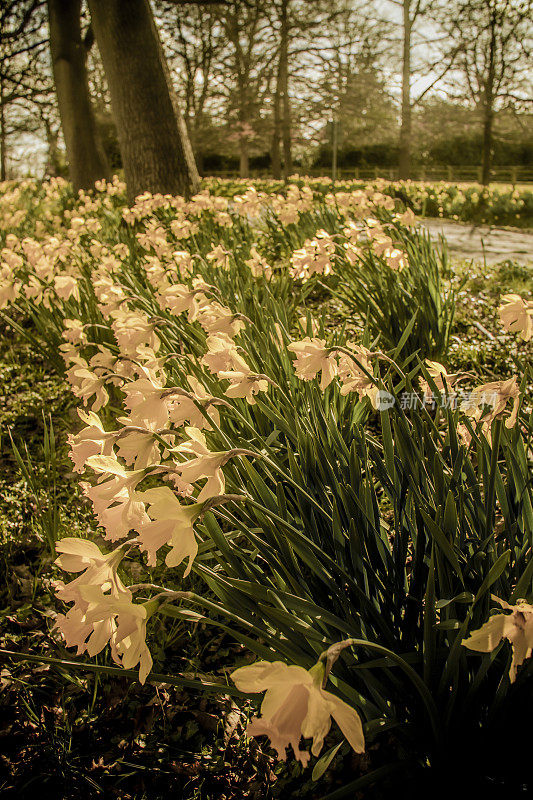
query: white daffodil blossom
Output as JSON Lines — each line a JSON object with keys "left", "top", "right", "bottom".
{"left": 419, "top": 360, "right": 463, "bottom": 400}
{"left": 114, "top": 416, "right": 167, "bottom": 469}
{"left": 462, "top": 597, "right": 533, "bottom": 682}
{"left": 167, "top": 375, "right": 221, "bottom": 430}
{"left": 197, "top": 301, "right": 245, "bottom": 338}
{"left": 175, "top": 427, "right": 257, "bottom": 502}
{"left": 396, "top": 207, "right": 417, "bottom": 227}
{"left": 81, "top": 588, "right": 155, "bottom": 684}
{"left": 54, "top": 274, "right": 80, "bottom": 302}
{"left": 53, "top": 605, "right": 107, "bottom": 656}
{"left": 287, "top": 337, "right": 338, "bottom": 391}
{"left": 157, "top": 281, "right": 211, "bottom": 321}
{"left": 66, "top": 362, "right": 109, "bottom": 412}
{"left": 89, "top": 345, "right": 117, "bottom": 372}
{"left": 218, "top": 369, "right": 269, "bottom": 405}
{"left": 335, "top": 345, "right": 378, "bottom": 406}
{"left": 122, "top": 369, "right": 170, "bottom": 429}
{"left": 461, "top": 376, "right": 520, "bottom": 430}
{"left": 231, "top": 660, "right": 364, "bottom": 767}
{"left": 63, "top": 318, "right": 87, "bottom": 345}
{"left": 498, "top": 294, "right": 533, "bottom": 341}
{"left": 245, "top": 246, "right": 272, "bottom": 279}
{"left": 175, "top": 427, "right": 228, "bottom": 500}
{"left": 110, "top": 309, "right": 160, "bottom": 356}
{"left": 206, "top": 243, "right": 231, "bottom": 269}
{"left": 201, "top": 333, "right": 251, "bottom": 375}
{"left": 289, "top": 230, "right": 335, "bottom": 280}
{"left": 54, "top": 537, "right": 130, "bottom": 608}
{"left": 84, "top": 455, "right": 150, "bottom": 539}
{"left": 53, "top": 538, "right": 157, "bottom": 684}
{"left": 67, "top": 409, "right": 115, "bottom": 473}
{"left": 135, "top": 486, "right": 201, "bottom": 571}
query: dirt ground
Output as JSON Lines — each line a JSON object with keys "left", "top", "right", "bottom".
{"left": 422, "top": 218, "right": 533, "bottom": 265}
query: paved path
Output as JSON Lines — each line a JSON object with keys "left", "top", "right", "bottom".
{"left": 422, "top": 218, "right": 533, "bottom": 265}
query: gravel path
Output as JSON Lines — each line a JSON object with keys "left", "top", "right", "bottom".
{"left": 422, "top": 218, "right": 533, "bottom": 265}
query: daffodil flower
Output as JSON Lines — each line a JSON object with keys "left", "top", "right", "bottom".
{"left": 135, "top": 486, "right": 201, "bottom": 571}
{"left": 84, "top": 455, "right": 150, "bottom": 539}
{"left": 498, "top": 294, "right": 533, "bottom": 341}
{"left": 231, "top": 660, "right": 364, "bottom": 766}
{"left": 288, "top": 337, "right": 337, "bottom": 390}
{"left": 54, "top": 537, "right": 130, "bottom": 607}
{"left": 68, "top": 409, "right": 115, "bottom": 473}
{"left": 462, "top": 376, "right": 520, "bottom": 430}
{"left": 462, "top": 597, "right": 533, "bottom": 682}
{"left": 218, "top": 369, "right": 269, "bottom": 404}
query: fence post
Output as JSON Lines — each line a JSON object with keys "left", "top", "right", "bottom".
{"left": 447, "top": 165, "right": 453, "bottom": 182}
{"left": 511, "top": 166, "right": 517, "bottom": 186}
{"left": 355, "top": 167, "right": 359, "bottom": 180}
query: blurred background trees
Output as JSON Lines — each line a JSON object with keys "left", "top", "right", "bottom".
{"left": 1, "top": 0, "right": 531, "bottom": 191}
{"left": 440, "top": 0, "right": 532, "bottom": 185}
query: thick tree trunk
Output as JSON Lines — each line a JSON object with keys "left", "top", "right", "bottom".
{"left": 87, "top": 0, "right": 199, "bottom": 200}
{"left": 398, "top": 0, "right": 411, "bottom": 181}
{"left": 157, "top": 22, "right": 200, "bottom": 189}
{"left": 279, "top": 0, "right": 292, "bottom": 179}
{"left": 481, "top": 13, "right": 496, "bottom": 186}
{"left": 47, "top": 0, "right": 109, "bottom": 191}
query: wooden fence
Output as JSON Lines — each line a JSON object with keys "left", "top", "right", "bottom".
{"left": 207, "top": 165, "right": 533, "bottom": 185}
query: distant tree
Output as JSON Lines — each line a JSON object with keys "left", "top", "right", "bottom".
{"left": 271, "top": 0, "right": 292, "bottom": 179}
{"left": 157, "top": 2, "right": 225, "bottom": 173}
{"left": 376, "top": 0, "right": 466, "bottom": 179}
{"left": 302, "top": 1, "right": 393, "bottom": 168}
{"left": 0, "top": 0, "right": 52, "bottom": 181}
{"left": 397, "top": 0, "right": 414, "bottom": 179}
{"left": 392, "top": 0, "right": 461, "bottom": 179}
{"left": 87, "top": 0, "right": 199, "bottom": 199}
{"left": 337, "top": 68, "right": 399, "bottom": 149}
{"left": 441, "top": 0, "right": 532, "bottom": 184}
{"left": 220, "top": 0, "right": 274, "bottom": 178}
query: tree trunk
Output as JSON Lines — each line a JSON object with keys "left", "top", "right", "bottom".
{"left": 398, "top": 0, "right": 411, "bottom": 181}
{"left": 47, "top": 0, "right": 109, "bottom": 191}
{"left": 237, "top": 74, "right": 250, "bottom": 179}
{"left": 0, "top": 72, "right": 6, "bottom": 182}
{"left": 239, "top": 128, "right": 249, "bottom": 179}
{"left": 481, "top": 11, "right": 496, "bottom": 186}
{"left": 332, "top": 118, "right": 338, "bottom": 182}
{"left": 87, "top": 0, "right": 199, "bottom": 200}
{"left": 193, "top": 122, "right": 204, "bottom": 175}
{"left": 279, "top": 0, "right": 292, "bottom": 179}
{"left": 157, "top": 20, "right": 200, "bottom": 189}
{"left": 271, "top": 54, "right": 282, "bottom": 180}
{"left": 43, "top": 119, "right": 61, "bottom": 177}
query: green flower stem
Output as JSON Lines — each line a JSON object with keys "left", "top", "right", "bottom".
{"left": 0, "top": 648, "right": 246, "bottom": 696}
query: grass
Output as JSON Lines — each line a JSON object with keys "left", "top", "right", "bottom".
{"left": 0, "top": 249, "right": 531, "bottom": 799}
{"left": 0, "top": 326, "right": 375, "bottom": 800}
